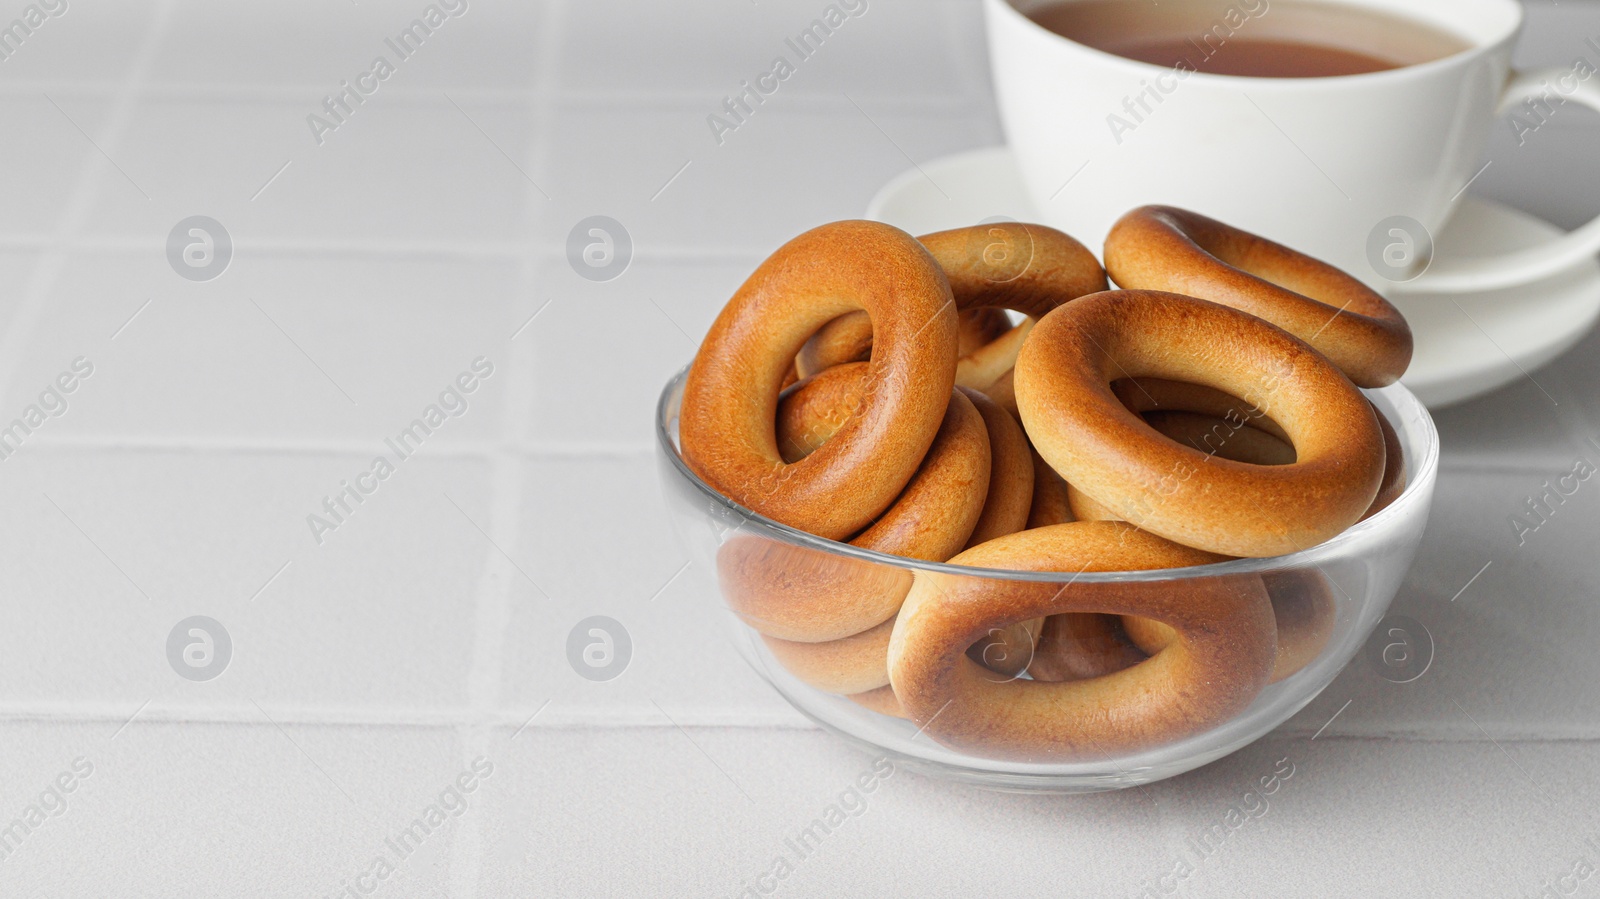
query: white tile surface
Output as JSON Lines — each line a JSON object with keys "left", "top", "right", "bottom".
{"left": 534, "top": 102, "right": 1001, "bottom": 255}
{"left": 502, "top": 453, "right": 800, "bottom": 721}
{"left": 75, "top": 96, "right": 540, "bottom": 245}
{"left": 8, "top": 253, "right": 524, "bottom": 446}
{"left": 0, "top": 98, "right": 108, "bottom": 237}
{"left": 3, "top": 722, "right": 1596, "bottom": 898}
{"left": 148, "top": 0, "right": 548, "bottom": 93}
{"left": 0, "top": 721, "right": 473, "bottom": 897}
{"left": 559, "top": 0, "right": 988, "bottom": 103}
{"left": 522, "top": 256, "right": 755, "bottom": 449}
{"left": 0, "top": 0, "right": 164, "bottom": 87}
{"left": 0, "top": 449, "right": 493, "bottom": 712}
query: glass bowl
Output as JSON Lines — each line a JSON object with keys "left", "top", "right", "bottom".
{"left": 655, "top": 368, "right": 1439, "bottom": 792}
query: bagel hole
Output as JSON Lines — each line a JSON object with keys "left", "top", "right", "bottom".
{"left": 1026, "top": 613, "right": 1151, "bottom": 683}
{"left": 1110, "top": 378, "right": 1296, "bottom": 466}
{"left": 965, "top": 618, "right": 1043, "bottom": 681}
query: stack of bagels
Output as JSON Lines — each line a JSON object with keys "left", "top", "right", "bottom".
{"left": 679, "top": 207, "right": 1412, "bottom": 761}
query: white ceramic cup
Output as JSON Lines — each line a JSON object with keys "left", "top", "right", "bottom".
{"left": 985, "top": 0, "right": 1600, "bottom": 291}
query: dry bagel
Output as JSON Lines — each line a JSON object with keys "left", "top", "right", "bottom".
{"left": 795, "top": 307, "right": 1013, "bottom": 382}
{"left": 961, "top": 387, "right": 1035, "bottom": 549}
{"left": 985, "top": 368, "right": 1020, "bottom": 419}
{"left": 775, "top": 373, "right": 1001, "bottom": 560}
{"left": 717, "top": 536, "right": 911, "bottom": 644}
{"left": 1016, "top": 290, "right": 1385, "bottom": 557}
{"left": 848, "top": 389, "right": 991, "bottom": 561}
{"left": 966, "top": 618, "right": 1044, "bottom": 681}
{"left": 728, "top": 386, "right": 988, "bottom": 642}
{"left": 1075, "top": 382, "right": 1405, "bottom": 524}
{"left": 956, "top": 318, "right": 1034, "bottom": 391}
{"left": 1065, "top": 410, "right": 1294, "bottom": 522}
{"left": 1123, "top": 567, "right": 1337, "bottom": 684}
{"left": 685, "top": 214, "right": 1413, "bottom": 760}
{"left": 1026, "top": 446, "right": 1074, "bottom": 530}
{"left": 795, "top": 221, "right": 1105, "bottom": 381}
{"left": 919, "top": 221, "right": 1109, "bottom": 318}
{"left": 763, "top": 616, "right": 897, "bottom": 695}
{"left": 1104, "top": 206, "right": 1413, "bottom": 387}
{"left": 1363, "top": 407, "right": 1407, "bottom": 520}
{"left": 681, "top": 220, "right": 960, "bottom": 541}
{"left": 1026, "top": 613, "right": 1149, "bottom": 683}
{"left": 887, "top": 522, "right": 1277, "bottom": 759}
{"left": 847, "top": 684, "right": 907, "bottom": 718}
{"left": 761, "top": 384, "right": 1002, "bottom": 688}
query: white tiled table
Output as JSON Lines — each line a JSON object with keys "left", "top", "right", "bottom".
{"left": 4, "top": 1, "right": 1600, "bottom": 895}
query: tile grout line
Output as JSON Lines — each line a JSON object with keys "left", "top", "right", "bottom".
{"left": 448, "top": 447, "right": 523, "bottom": 899}
{"left": 18, "top": 433, "right": 656, "bottom": 458}
{"left": 0, "top": 80, "right": 997, "bottom": 112}
{"left": 448, "top": 4, "right": 570, "bottom": 897}
{"left": 0, "top": 235, "right": 771, "bottom": 264}
{"left": 0, "top": 0, "right": 176, "bottom": 406}
{"left": 0, "top": 703, "right": 1594, "bottom": 744}
{"left": 0, "top": 704, "right": 813, "bottom": 730}
{"left": 23, "top": 431, "right": 1600, "bottom": 471}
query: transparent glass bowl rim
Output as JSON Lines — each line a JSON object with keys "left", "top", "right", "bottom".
{"left": 656, "top": 366, "right": 1440, "bottom": 585}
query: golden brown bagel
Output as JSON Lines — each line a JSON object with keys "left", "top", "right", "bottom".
{"left": 681, "top": 220, "right": 959, "bottom": 541}
{"left": 752, "top": 383, "right": 985, "bottom": 678}
{"left": 763, "top": 616, "right": 896, "bottom": 694}
{"left": 985, "top": 368, "right": 1019, "bottom": 419}
{"left": 847, "top": 389, "right": 991, "bottom": 561}
{"left": 960, "top": 387, "right": 1035, "bottom": 549}
{"left": 1075, "top": 388, "right": 1404, "bottom": 524}
{"left": 1016, "top": 290, "right": 1385, "bottom": 557}
{"left": 1258, "top": 569, "right": 1338, "bottom": 679}
{"left": 795, "top": 307, "right": 1012, "bottom": 381}
{"left": 1123, "top": 567, "right": 1337, "bottom": 684}
{"left": 770, "top": 389, "right": 1099, "bottom": 696}
{"left": 774, "top": 362, "right": 869, "bottom": 463}
{"left": 887, "top": 522, "right": 1277, "bottom": 760}
{"left": 717, "top": 536, "right": 911, "bottom": 643}
{"left": 793, "top": 220, "right": 1107, "bottom": 388}
{"left": 795, "top": 222, "right": 1105, "bottom": 382}
{"left": 956, "top": 318, "right": 1034, "bottom": 391}
{"left": 1025, "top": 446, "right": 1074, "bottom": 529}
{"left": 1066, "top": 410, "right": 1294, "bottom": 522}
{"left": 958, "top": 307, "right": 1016, "bottom": 354}
{"left": 1113, "top": 377, "right": 1291, "bottom": 442}
{"left": 1363, "top": 407, "right": 1406, "bottom": 520}
{"left": 918, "top": 222, "right": 1110, "bottom": 318}
{"left": 1026, "top": 613, "right": 1149, "bottom": 683}
{"left": 1104, "top": 206, "right": 1413, "bottom": 387}
{"left": 848, "top": 684, "right": 907, "bottom": 718}
{"left": 772, "top": 607, "right": 1041, "bottom": 702}
{"left": 792, "top": 311, "right": 873, "bottom": 381}
{"left": 776, "top": 373, "right": 992, "bottom": 561}
{"left": 1035, "top": 413, "right": 1237, "bottom": 687}
{"left": 1075, "top": 395, "right": 1341, "bottom": 680}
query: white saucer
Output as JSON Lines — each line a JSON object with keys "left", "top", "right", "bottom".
{"left": 866, "top": 147, "right": 1600, "bottom": 409}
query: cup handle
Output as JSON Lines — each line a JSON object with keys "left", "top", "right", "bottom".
{"left": 1400, "top": 67, "right": 1600, "bottom": 293}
